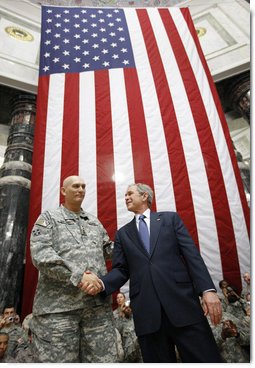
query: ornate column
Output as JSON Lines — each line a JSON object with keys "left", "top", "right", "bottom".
{"left": 227, "top": 72, "right": 250, "bottom": 124}
{"left": 0, "top": 94, "right": 36, "bottom": 313}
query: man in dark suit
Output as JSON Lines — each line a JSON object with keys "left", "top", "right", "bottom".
{"left": 82, "top": 183, "right": 223, "bottom": 362}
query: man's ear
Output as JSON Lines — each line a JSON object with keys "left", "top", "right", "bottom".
{"left": 143, "top": 192, "right": 149, "bottom": 202}
{"left": 60, "top": 187, "right": 66, "bottom": 196}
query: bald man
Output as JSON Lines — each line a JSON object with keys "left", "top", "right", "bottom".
{"left": 30, "top": 176, "right": 118, "bottom": 363}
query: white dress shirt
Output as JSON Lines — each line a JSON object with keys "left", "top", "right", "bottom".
{"left": 135, "top": 208, "right": 151, "bottom": 234}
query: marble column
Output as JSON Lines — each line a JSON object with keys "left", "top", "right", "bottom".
{"left": 0, "top": 94, "right": 36, "bottom": 314}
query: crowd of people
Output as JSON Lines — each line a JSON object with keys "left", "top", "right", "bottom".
{"left": 0, "top": 271, "right": 250, "bottom": 363}
{"left": 0, "top": 177, "right": 250, "bottom": 363}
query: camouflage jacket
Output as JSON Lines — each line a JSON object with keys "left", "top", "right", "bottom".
{"left": 0, "top": 324, "right": 28, "bottom": 357}
{"left": 30, "top": 205, "right": 112, "bottom": 315}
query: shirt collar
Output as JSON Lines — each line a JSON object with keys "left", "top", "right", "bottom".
{"left": 135, "top": 208, "right": 151, "bottom": 223}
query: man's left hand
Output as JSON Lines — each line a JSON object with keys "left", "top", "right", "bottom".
{"left": 202, "top": 291, "right": 222, "bottom": 326}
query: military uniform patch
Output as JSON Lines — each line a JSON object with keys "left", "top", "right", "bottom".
{"left": 32, "top": 228, "right": 41, "bottom": 236}
{"left": 35, "top": 217, "right": 48, "bottom": 227}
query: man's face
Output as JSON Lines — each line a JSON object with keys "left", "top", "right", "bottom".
{"left": 0, "top": 335, "right": 8, "bottom": 358}
{"left": 62, "top": 178, "right": 86, "bottom": 207}
{"left": 125, "top": 185, "right": 147, "bottom": 214}
{"left": 3, "top": 308, "right": 15, "bottom": 326}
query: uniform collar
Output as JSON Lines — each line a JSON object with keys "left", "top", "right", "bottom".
{"left": 60, "top": 205, "right": 89, "bottom": 220}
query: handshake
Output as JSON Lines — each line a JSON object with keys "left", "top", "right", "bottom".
{"left": 78, "top": 270, "right": 103, "bottom": 296}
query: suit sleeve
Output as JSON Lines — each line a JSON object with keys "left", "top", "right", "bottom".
{"left": 101, "top": 230, "right": 130, "bottom": 295}
{"left": 173, "top": 212, "right": 216, "bottom": 295}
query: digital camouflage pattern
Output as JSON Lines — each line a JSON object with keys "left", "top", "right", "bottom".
{"left": 114, "top": 315, "right": 143, "bottom": 362}
{"left": 0, "top": 324, "right": 28, "bottom": 357}
{"left": 15, "top": 343, "right": 36, "bottom": 363}
{"left": 30, "top": 205, "right": 118, "bottom": 362}
{"left": 208, "top": 311, "right": 250, "bottom": 363}
{"left": 30, "top": 304, "right": 118, "bottom": 363}
{"left": 31, "top": 205, "right": 113, "bottom": 314}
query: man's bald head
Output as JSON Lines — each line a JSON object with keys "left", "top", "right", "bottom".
{"left": 63, "top": 176, "right": 84, "bottom": 188}
{"left": 61, "top": 176, "right": 86, "bottom": 212}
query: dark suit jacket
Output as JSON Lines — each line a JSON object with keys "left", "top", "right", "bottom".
{"left": 101, "top": 211, "right": 216, "bottom": 336}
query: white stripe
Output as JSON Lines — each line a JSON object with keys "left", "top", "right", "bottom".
{"left": 125, "top": 8, "right": 176, "bottom": 212}
{"left": 109, "top": 69, "right": 135, "bottom": 229}
{"left": 172, "top": 9, "right": 250, "bottom": 276}
{"left": 41, "top": 73, "right": 64, "bottom": 212}
{"left": 148, "top": 8, "right": 223, "bottom": 281}
{"left": 79, "top": 71, "right": 97, "bottom": 217}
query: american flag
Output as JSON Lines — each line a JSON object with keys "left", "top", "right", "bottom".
{"left": 22, "top": 5, "right": 250, "bottom": 316}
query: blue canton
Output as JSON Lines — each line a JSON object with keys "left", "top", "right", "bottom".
{"left": 40, "top": 6, "right": 136, "bottom": 75}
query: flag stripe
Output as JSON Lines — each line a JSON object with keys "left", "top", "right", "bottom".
{"left": 123, "top": 68, "right": 156, "bottom": 211}
{"left": 125, "top": 8, "right": 176, "bottom": 212}
{"left": 137, "top": 9, "right": 199, "bottom": 247}
{"left": 41, "top": 74, "right": 65, "bottom": 212}
{"left": 181, "top": 8, "right": 250, "bottom": 237}
{"left": 95, "top": 70, "right": 117, "bottom": 239}
{"left": 109, "top": 68, "right": 135, "bottom": 229}
{"left": 60, "top": 73, "right": 80, "bottom": 202}
{"left": 177, "top": 8, "right": 249, "bottom": 288}
{"left": 79, "top": 72, "right": 98, "bottom": 216}
{"left": 141, "top": 8, "right": 223, "bottom": 281}
{"left": 159, "top": 9, "right": 241, "bottom": 287}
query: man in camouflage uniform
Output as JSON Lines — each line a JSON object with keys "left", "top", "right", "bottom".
{"left": 208, "top": 312, "right": 250, "bottom": 363}
{"left": 0, "top": 332, "right": 16, "bottom": 363}
{"left": 30, "top": 176, "right": 118, "bottom": 363}
{"left": 0, "top": 306, "right": 28, "bottom": 357}
{"left": 114, "top": 304, "right": 143, "bottom": 363}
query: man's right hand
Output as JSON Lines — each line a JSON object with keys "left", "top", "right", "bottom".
{"left": 79, "top": 271, "right": 103, "bottom": 295}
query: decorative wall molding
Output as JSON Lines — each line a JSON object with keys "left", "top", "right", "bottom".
{"left": 0, "top": 0, "right": 250, "bottom": 93}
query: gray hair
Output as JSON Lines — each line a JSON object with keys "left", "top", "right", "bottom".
{"left": 128, "top": 183, "right": 154, "bottom": 208}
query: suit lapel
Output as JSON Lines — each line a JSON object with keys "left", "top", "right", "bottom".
{"left": 149, "top": 212, "right": 162, "bottom": 256}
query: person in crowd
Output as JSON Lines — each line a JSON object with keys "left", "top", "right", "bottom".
{"left": 115, "top": 302, "right": 143, "bottom": 362}
{"left": 219, "top": 279, "right": 240, "bottom": 304}
{"left": 241, "top": 272, "right": 250, "bottom": 298}
{"left": 113, "top": 292, "right": 127, "bottom": 319}
{"left": 29, "top": 175, "right": 118, "bottom": 363}
{"left": 0, "top": 332, "right": 15, "bottom": 362}
{"left": 0, "top": 306, "right": 28, "bottom": 357}
{"left": 242, "top": 292, "right": 250, "bottom": 316}
{"left": 112, "top": 292, "right": 142, "bottom": 361}
{"left": 81, "top": 183, "right": 223, "bottom": 363}
{"left": 211, "top": 319, "right": 249, "bottom": 363}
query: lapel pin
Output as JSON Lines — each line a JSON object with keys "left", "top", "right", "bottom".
{"left": 157, "top": 218, "right": 161, "bottom": 221}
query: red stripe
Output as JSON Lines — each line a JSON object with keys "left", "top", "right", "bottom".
{"left": 136, "top": 9, "right": 199, "bottom": 246}
{"left": 22, "top": 75, "right": 50, "bottom": 318}
{"left": 160, "top": 9, "right": 241, "bottom": 290}
{"left": 59, "top": 73, "right": 79, "bottom": 203}
{"left": 181, "top": 8, "right": 250, "bottom": 238}
{"left": 123, "top": 68, "right": 156, "bottom": 212}
{"left": 95, "top": 70, "right": 117, "bottom": 239}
